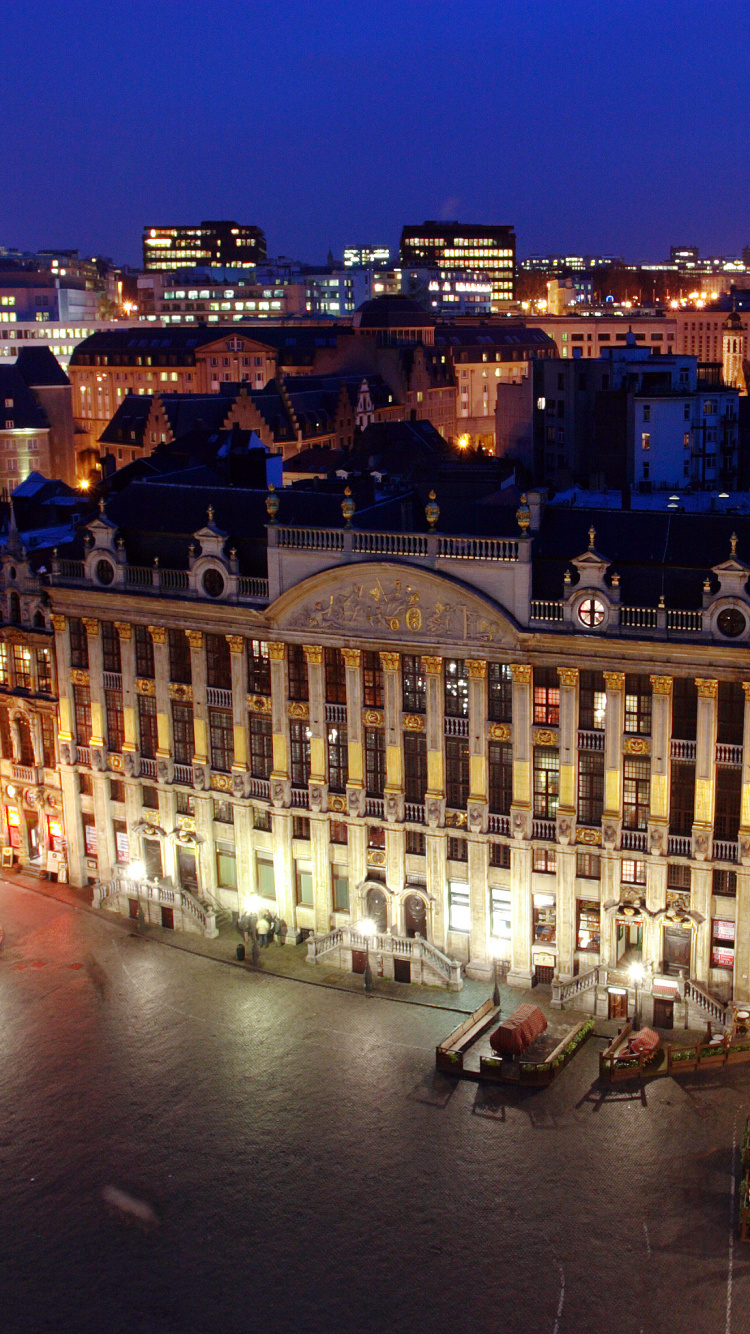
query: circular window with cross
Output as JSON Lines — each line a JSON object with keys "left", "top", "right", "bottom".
{"left": 577, "top": 596, "right": 606, "bottom": 629}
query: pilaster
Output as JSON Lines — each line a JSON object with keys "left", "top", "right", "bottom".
{"left": 272, "top": 810, "right": 295, "bottom": 931}
{"left": 51, "top": 615, "right": 74, "bottom": 757}
{"left": 227, "top": 635, "right": 249, "bottom": 794}
{"left": 466, "top": 659, "right": 488, "bottom": 833}
{"left": 466, "top": 836, "right": 490, "bottom": 977}
{"left": 510, "top": 663, "right": 532, "bottom": 840}
{"left": 422, "top": 656, "right": 444, "bottom": 828}
{"left": 380, "top": 651, "right": 404, "bottom": 822}
{"left": 599, "top": 853, "right": 620, "bottom": 968}
{"left": 556, "top": 667, "right": 578, "bottom": 844}
{"left": 310, "top": 814, "right": 331, "bottom": 934}
{"left": 507, "top": 841, "right": 533, "bottom": 986}
{"left": 233, "top": 803, "right": 253, "bottom": 908}
{"left": 691, "top": 864, "right": 712, "bottom": 983}
{"left": 82, "top": 618, "right": 105, "bottom": 751}
{"left": 425, "top": 830, "right": 447, "bottom": 950}
{"left": 304, "top": 645, "right": 327, "bottom": 810}
{"left": 343, "top": 647, "right": 365, "bottom": 817}
{"left": 693, "top": 678, "right": 718, "bottom": 860}
{"left": 268, "top": 642, "right": 291, "bottom": 807}
{"left": 739, "top": 682, "right": 750, "bottom": 862}
{"left": 186, "top": 631, "right": 208, "bottom": 777}
{"left": 149, "top": 625, "right": 172, "bottom": 780}
{"left": 734, "top": 868, "right": 750, "bottom": 1003}
{"left": 91, "top": 772, "right": 113, "bottom": 881}
{"left": 555, "top": 844, "right": 576, "bottom": 981}
{"left": 644, "top": 858, "right": 667, "bottom": 974}
{"left": 648, "top": 675, "right": 672, "bottom": 855}
{"left": 602, "top": 671, "right": 625, "bottom": 848}
{"left": 114, "top": 622, "right": 138, "bottom": 762}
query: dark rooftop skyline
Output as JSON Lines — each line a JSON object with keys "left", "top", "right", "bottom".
{"left": 3, "top": 0, "right": 749, "bottom": 268}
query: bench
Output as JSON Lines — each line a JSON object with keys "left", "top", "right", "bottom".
{"left": 436, "top": 998, "right": 500, "bottom": 1073}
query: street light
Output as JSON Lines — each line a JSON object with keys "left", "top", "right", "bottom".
{"left": 630, "top": 961, "right": 644, "bottom": 1030}
{"left": 359, "top": 917, "right": 375, "bottom": 994}
{"left": 128, "top": 860, "right": 145, "bottom": 883}
{"left": 488, "top": 937, "right": 503, "bottom": 1009}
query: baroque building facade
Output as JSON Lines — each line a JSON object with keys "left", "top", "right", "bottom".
{"left": 31, "top": 488, "right": 750, "bottom": 1013}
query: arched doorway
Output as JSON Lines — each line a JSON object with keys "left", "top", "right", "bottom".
{"left": 366, "top": 885, "right": 387, "bottom": 932}
{"left": 404, "top": 892, "right": 427, "bottom": 938}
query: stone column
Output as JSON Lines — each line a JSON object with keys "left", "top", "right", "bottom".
{"left": 738, "top": 682, "right": 750, "bottom": 861}
{"left": 186, "top": 631, "right": 208, "bottom": 784}
{"left": 59, "top": 766, "right": 85, "bottom": 887}
{"left": 380, "top": 651, "right": 403, "bottom": 823}
{"left": 693, "top": 678, "right": 718, "bottom": 861}
{"left": 602, "top": 671, "right": 625, "bottom": 850}
{"left": 51, "top": 615, "right": 75, "bottom": 761}
{"left": 272, "top": 810, "right": 295, "bottom": 933}
{"left": 510, "top": 664, "right": 532, "bottom": 840}
{"left": 466, "top": 659, "right": 488, "bottom": 834}
{"left": 691, "top": 865, "right": 712, "bottom": 984}
{"left": 426, "top": 829, "right": 447, "bottom": 951}
{"left": 194, "top": 795, "right": 215, "bottom": 898}
{"left": 268, "top": 642, "right": 291, "bottom": 807}
{"left": 467, "top": 835, "right": 490, "bottom": 978}
{"left": 226, "top": 635, "right": 248, "bottom": 795}
{"left": 149, "top": 625, "right": 172, "bottom": 782}
{"left": 644, "top": 859, "right": 667, "bottom": 974}
{"left": 342, "top": 648, "right": 365, "bottom": 818}
{"left": 233, "top": 803, "right": 253, "bottom": 909}
{"left": 92, "top": 772, "right": 113, "bottom": 881}
{"left": 82, "top": 618, "right": 105, "bottom": 754}
{"left": 648, "top": 675, "right": 673, "bottom": 856}
{"left": 508, "top": 842, "right": 533, "bottom": 987}
{"left": 114, "top": 622, "right": 138, "bottom": 763}
{"left": 734, "top": 867, "right": 750, "bottom": 1003}
{"left": 556, "top": 844, "right": 577, "bottom": 981}
{"left": 304, "top": 645, "right": 326, "bottom": 811}
{"left": 310, "top": 814, "right": 331, "bottom": 934}
{"left": 348, "top": 822, "right": 367, "bottom": 918}
{"left": 599, "top": 854, "right": 620, "bottom": 969}
{"left": 422, "top": 656, "right": 444, "bottom": 828}
{"left": 556, "top": 667, "right": 578, "bottom": 844}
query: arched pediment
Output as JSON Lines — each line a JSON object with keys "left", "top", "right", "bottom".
{"left": 267, "top": 561, "right": 521, "bottom": 650}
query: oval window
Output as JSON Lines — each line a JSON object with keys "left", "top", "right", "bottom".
{"left": 96, "top": 559, "right": 115, "bottom": 586}
{"left": 578, "top": 597, "right": 606, "bottom": 629}
{"left": 202, "top": 568, "right": 225, "bottom": 599}
{"left": 717, "top": 607, "right": 746, "bottom": 638}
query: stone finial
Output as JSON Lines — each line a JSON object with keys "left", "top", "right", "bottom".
{"left": 588, "top": 525, "right": 596, "bottom": 550}
{"left": 611, "top": 571, "right": 620, "bottom": 587}
{"left": 99, "top": 498, "right": 105, "bottom": 514}
{"left": 515, "top": 493, "right": 530, "bottom": 533}
{"left": 703, "top": 577, "right": 711, "bottom": 592}
{"left": 207, "top": 504, "right": 215, "bottom": 525}
{"left": 731, "top": 532, "right": 738, "bottom": 557}
{"left": 563, "top": 568, "right": 572, "bottom": 585}
{"left": 265, "top": 483, "right": 279, "bottom": 524}
{"left": 658, "top": 594, "right": 665, "bottom": 609}
{"left": 425, "top": 490, "right": 439, "bottom": 530}
{"left": 341, "top": 485, "right": 355, "bottom": 529}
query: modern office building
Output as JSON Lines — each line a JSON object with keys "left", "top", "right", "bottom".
{"left": 343, "top": 247, "right": 391, "bottom": 268}
{"left": 400, "top": 222, "right": 516, "bottom": 307}
{"left": 142, "top": 222, "right": 267, "bottom": 272}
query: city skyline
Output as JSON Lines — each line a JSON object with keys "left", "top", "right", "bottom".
{"left": 3, "top": 0, "right": 750, "bottom": 266}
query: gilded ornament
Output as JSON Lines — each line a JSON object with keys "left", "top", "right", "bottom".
{"left": 340, "top": 648, "right": 361, "bottom": 669}
{"left": 402, "top": 713, "right": 425, "bottom": 732}
{"left": 185, "top": 630, "right": 203, "bottom": 650}
{"left": 379, "top": 652, "right": 400, "bottom": 673}
{"left": 82, "top": 618, "right": 99, "bottom": 637}
{"left": 148, "top": 626, "right": 167, "bottom": 645}
{"left": 168, "top": 682, "right": 193, "bottom": 701}
{"left": 421, "top": 655, "right": 442, "bottom": 675}
{"left": 113, "top": 621, "right": 132, "bottom": 640}
{"left": 445, "top": 810, "right": 467, "bottom": 828}
{"left": 695, "top": 678, "right": 718, "bottom": 698}
{"left": 623, "top": 736, "right": 651, "bottom": 756}
{"left": 135, "top": 678, "right": 156, "bottom": 696}
{"left": 575, "top": 827, "right": 602, "bottom": 846}
{"left": 226, "top": 635, "right": 244, "bottom": 654}
{"left": 405, "top": 606, "right": 422, "bottom": 632}
{"left": 210, "top": 773, "right": 232, "bottom": 792}
{"left": 303, "top": 645, "right": 323, "bottom": 665}
{"left": 247, "top": 694, "right": 272, "bottom": 714}
{"left": 329, "top": 794, "right": 346, "bottom": 813}
{"left": 267, "top": 641, "right": 286, "bottom": 661}
{"left": 742, "top": 681, "right": 750, "bottom": 698}
{"left": 533, "top": 728, "right": 558, "bottom": 747}
{"left": 69, "top": 668, "right": 89, "bottom": 686}
{"left": 603, "top": 671, "right": 625, "bottom": 690}
{"left": 50, "top": 614, "right": 66, "bottom": 633}
{"left": 650, "top": 675, "right": 673, "bottom": 695}
{"left": 487, "top": 722, "right": 511, "bottom": 742}
{"left": 288, "top": 701, "right": 309, "bottom": 720}
{"left": 510, "top": 664, "right": 532, "bottom": 684}
{"left": 465, "top": 659, "right": 487, "bottom": 680}
{"left": 362, "top": 709, "right": 384, "bottom": 727}
{"left": 557, "top": 667, "right": 579, "bottom": 688}
{"left": 108, "top": 753, "right": 124, "bottom": 772}
{"left": 177, "top": 815, "right": 196, "bottom": 832}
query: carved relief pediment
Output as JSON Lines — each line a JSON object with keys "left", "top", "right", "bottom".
{"left": 270, "top": 563, "right": 519, "bottom": 648}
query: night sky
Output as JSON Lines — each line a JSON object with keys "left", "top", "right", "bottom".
{"left": 3, "top": 0, "right": 749, "bottom": 266}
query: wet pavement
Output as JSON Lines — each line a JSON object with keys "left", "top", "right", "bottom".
{"left": 1, "top": 878, "right": 749, "bottom": 1334}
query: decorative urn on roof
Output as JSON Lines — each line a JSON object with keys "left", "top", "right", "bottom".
{"left": 265, "top": 483, "right": 279, "bottom": 524}
{"left": 515, "top": 494, "right": 531, "bottom": 533}
{"left": 425, "top": 490, "right": 440, "bottom": 530}
{"left": 341, "top": 486, "right": 356, "bottom": 528}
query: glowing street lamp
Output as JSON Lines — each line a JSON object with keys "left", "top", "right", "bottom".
{"left": 128, "top": 860, "right": 145, "bottom": 883}
{"left": 359, "top": 917, "right": 375, "bottom": 994}
{"left": 630, "top": 961, "right": 644, "bottom": 1030}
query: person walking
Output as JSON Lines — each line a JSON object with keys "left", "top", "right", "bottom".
{"left": 256, "top": 912, "right": 270, "bottom": 947}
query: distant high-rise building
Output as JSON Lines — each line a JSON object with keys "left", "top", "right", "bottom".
{"left": 142, "top": 221, "right": 267, "bottom": 271}
{"left": 400, "top": 221, "right": 515, "bottom": 306}
{"left": 343, "top": 246, "right": 391, "bottom": 268}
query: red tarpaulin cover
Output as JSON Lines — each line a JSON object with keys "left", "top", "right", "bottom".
{"left": 490, "top": 1004, "right": 548, "bottom": 1056}
{"left": 621, "top": 1028, "right": 660, "bottom": 1057}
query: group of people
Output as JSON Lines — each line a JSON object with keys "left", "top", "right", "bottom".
{"left": 238, "top": 909, "right": 287, "bottom": 948}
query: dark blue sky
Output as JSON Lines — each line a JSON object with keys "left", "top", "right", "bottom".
{"left": 3, "top": 0, "right": 749, "bottom": 266}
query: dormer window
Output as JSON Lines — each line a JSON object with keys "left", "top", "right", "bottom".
{"left": 578, "top": 597, "right": 606, "bottom": 629}
{"left": 717, "top": 607, "right": 746, "bottom": 638}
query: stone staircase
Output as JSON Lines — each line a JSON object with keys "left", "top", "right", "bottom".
{"left": 307, "top": 923, "right": 463, "bottom": 991}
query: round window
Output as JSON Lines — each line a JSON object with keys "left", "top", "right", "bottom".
{"left": 578, "top": 597, "right": 606, "bottom": 629}
{"left": 202, "top": 567, "right": 225, "bottom": 599}
{"left": 717, "top": 607, "right": 747, "bottom": 638}
{"left": 96, "top": 559, "right": 115, "bottom": 586}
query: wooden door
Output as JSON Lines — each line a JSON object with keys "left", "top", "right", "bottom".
{"left": 177, "top": 845, "right": 197, "bottom": 891}
{"left": 653, "top": 998, "right": 674, "bottom": 1029}
{"left": 608, "top": 990, "right": 628, "bottom": 1020}
{"left": 143, "top": 838, "right": 163, "bottom": 881}
{"left": 393, "top": 957, "right": 411, "bottom": 984}
{"left": 366, "top": 887, "right": 387, "bottom": 932}
{"left": 160, "top": 906, "right": 174, "bottom": 930}
{"left": 663, "top": 926, "right": 691, "bottom": 976}
{"left": 129, "top": 898, "right": 139, "bottom": 920}
{"left": 351, "top": 948, "right": 367, "bottom": 975}
{"left": 404, "top": 893, "right": 427, "bottom": 938}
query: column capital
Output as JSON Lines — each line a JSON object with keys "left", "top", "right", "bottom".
{"left": 557, "top": 667, "right": 578, "bottom": 688}
{"left": 650, "top": 675, "right": 673, "bottom": 695}
{"left": 225, "top": 635, "right": 244, "bottom": 654}
{"left": 603, "top": 671, "right": 625, "bottom": 690}
{"left": 742, "top": 681, "right": 750, "bottom": 698}
{"left": 51, "top": 614, "right": 66, "bottom": 633}
{"left": 267, "top": 641, "right": 286, "bottom": 661}
{"left": 510, "top": 663, "right": 532, "bottom": 684}
{"left": 303, "top": 644, "right": 323, "bottom": 665}
{"left": 148, "top": 625, "right": 167, "bottom": 645}
{"left": 341, "top": 648, "right": 362, "bottom": 669}
{"left": 465, "top": 659, "right": 487, "bottom": 679}
{"left": 185, "top": 630, "right": 203, "bottom": 650}
{"left": 379, "top": 651, "right": 399, "bottom": 672}
{"left": 82, "top": 617, "right": 99, "bottom": 637}
{"left": 421, "top": 655, "right": 443, "bottom": 675}
{"left": 114, "top": 621, "right": 132, "bottom": 640}
{"left": 695, "top": 678, "right": 718, "bottom": 698}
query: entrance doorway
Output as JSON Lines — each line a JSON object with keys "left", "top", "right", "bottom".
{"left": 366, "top": 886, "right": 387, "bottom": 932}
{"left": 535, "top": 965, "right": 554, "bottom": 986}
{"left": 26, "top": 811, "right": 41, "bottom": 864}
{"left": 653, "top": 997, "right": 674, "bottom": 1028}
{"left": 404, "top": 893, "right": 426, "bottom": 938}
{"left": 129, "top": 898, "right": 139, "bottom": 920}
{"left": 663, "top": 926, "right": 691, "bottom": 976}
{"left": 352, "top": 949, "right": 367, "bottom": 974}
{"left": 608, "top": 989, "right": 628, "bottom": 1020}
{"left": 160, "top": 906, "right": 174, "bottom": 930}
{"left": 177, "top": 845, "right": 198, "bottom": 892}
{"left": 143, "top": 838, "right": 163, "bottom": 881}
{"left": 393, "top": 958, "right": 411, "bottom": 983}
{"left": 616, "top": 920, "right": 643, "bottom": 966}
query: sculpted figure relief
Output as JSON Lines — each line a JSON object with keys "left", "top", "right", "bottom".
{"left": 287, "top": 574, "right": 511, "bottom": 645}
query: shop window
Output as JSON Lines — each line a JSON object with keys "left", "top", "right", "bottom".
{"left": 368, "top": 825, "right": 385, "bottom": 849}
{"left": 718, "top": 681, "right": 745, "bottom": 745}
{"left": 134, "top": 625, "right": 154, "bottom": 679}
{"left": 247, "top": 639, "right": 271, "bottom": 696}
{"left": 35, "top": 647, "right": 52, "bottom": 694}
{"left": 327, "top": 723, "right": 348, "bottom": 793}
{"left": 448, "top": 880, "right": 471, "bottom": 932}
{"left": 363, "top": 651, "right": 383, "bottom": 708}
{"left": 208, "top": 707, "right": 233, "bottom": 772}
{"left": 213, "top": 799, "right": 233, "bottom": 824}
{"left": 624, "top": 674, "right": 651, "bottom": 735}
{"left": 578, "top": 751, "right": 604, "bottom": 826}
{"left": 402, "top": 654, "right": 425, "bottom": 713}
{"left": 69, "top": 617, "right": 88, "bottom": 670}
{"left": 533, "top": 892, "right": 556, "bottom": 943}
{"left": 711, "top": 918, "right": 735, "bottom": 969}
{"left": 576, "top": 851, "right": 600, "bottom": 879}
{"left": 206, "top": 633, "right": 231, "bottom": 690}
{"left": 295, "top": 864, "right": 314, "bottom": 905}
{"left": 533, "top": 667, "right": 559, "bottom": 726}
{"left": 669, "top": 761, "right": 695, "bottom": 835}
{"left": 73, "top": 683, "right": 92, "bottom": 744}
{"left": 488, "top": 741, "right": 512, "bottom": 815}
{"left": 172, "top": 702, "right": 194, "bottom": 765}
{"left": 445, "top": 736, "right": 469, "bottom": 809}
{"left": 715, "top": 767, "right": 741, "bottom": 840}
{"left": 324, "top": 648, "right": 347, "bottom": 704}
{"left": 577, "top": 901, "right": 600, "bottom": 952}
{"left": 293, "top": 815, "right": 310, "bottom": 840}
{"left": 249, "top": 714, "right": 273, "bottom": 779}
{"left": 290, "top": 720, "right": 311, "bottom": 787}
{"left": 109, "top": 779, "right": 124, "bottom": 803}
{"left": 101, "top": 621, "right": 121, "bottom": 675}
{"left": 533, "top": 747, "right": 559, "bottom": 819}
{"left": 176, "top": 792, "right": 195, "bottom": 815}
{"left": 712, "top": 868, "right": 737, "bottom": 897}
{"left": 217, "top": 845, "right": 237, "bottom": 888}
{"left": 621, "top": 858, "right": 646, "bottom": 885}
{"left": 671, "top": 677, "right": 697, "bottom": 740}
{"left": 533, "top": 847, "right": 557, "bottom": 874}
{"left": 287, "top": 644, "right": 308, "bottom": 701}
{"left": 365, "top": 728, "right": 386, "bottom": 797}
{"left": 253, "top": 807, "right": 271, "bottom": 831}
{"left": 623, "top": 758, "right": 650, "bottom": 830}
{"left": 332, "top": 873, "right": 349, "bottom": 912}
{"left": 488, "top": 662, "right": 512, "bottom": 723}
{"left": 406, "top": 829, "right": 425, "bottom": 855}
{"left": 330, "top": 820, "right": 348, "bottom": 845}
{"left": 667, "top": 863, "right": 691, "bottom": 891}
{"left": 490, "top": 885, "right": 511, "bottom": 940}
{"left": 444, "top": 659, "right": 469, "bottom": 717}
{"left": 256, "top": 855, "right": 275, "bottom": 899}
{"left": 138, "top": 694, "right": 158, "bottom": 760}
{"left": 168, "top": 628, "right": 192, "bottom": 684}
{"left": 142, "top": 785, "right": 159, "bottom": 810}
{"left": 404, "top": 732, "right": 427, "bottom": 802}
{"left": 579, "top": 670, "right": 605, "bottom": 730}
{"left": 490, "top": 841, "right": 511, "bottom": 869}
{"left": 448, "top": 836, "right": 467, "bottom": 862}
